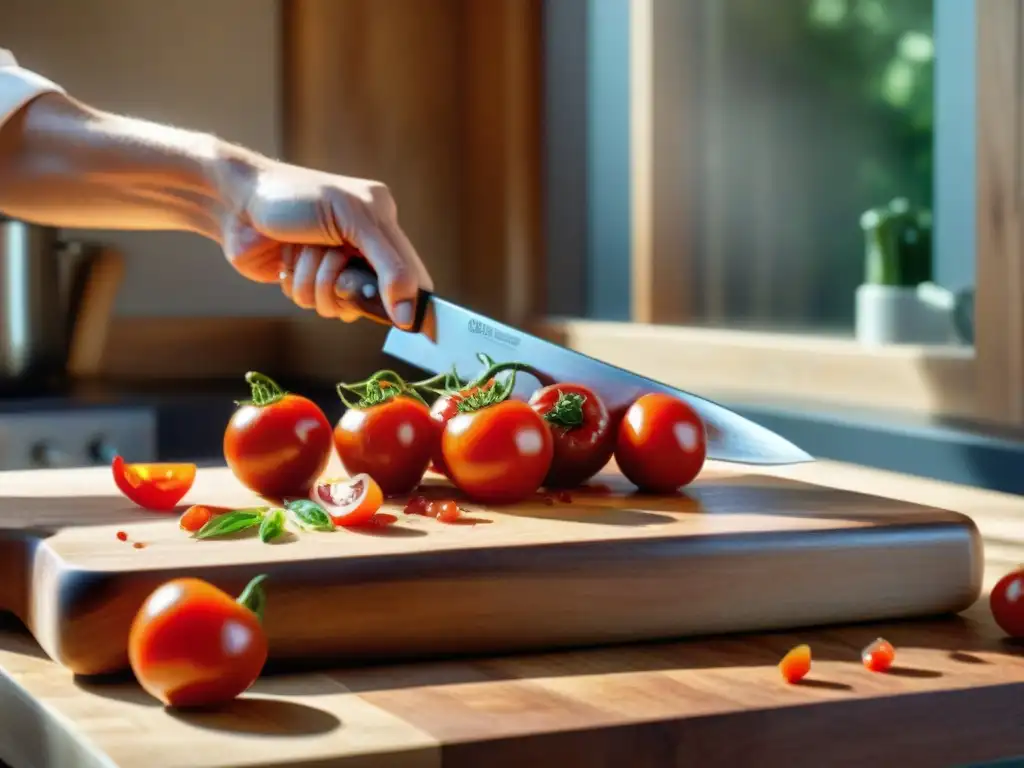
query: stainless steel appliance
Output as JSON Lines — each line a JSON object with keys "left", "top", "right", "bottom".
{"left": 0, "top": 217, "right": 75, "bottom": 391}
{"left": 0, "top": 408, "right": 157, "bottom": 470}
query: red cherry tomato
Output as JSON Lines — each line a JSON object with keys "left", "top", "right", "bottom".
{"left": 615, "top": 393, "right": 707, "bottom": 493}
{"left": 112, "top": 456, "right": 197, "bottom": 511}
{"left": 128, "top": 575, "right": 268, "bottom": 708}
{"left": 442, "top": 400, "right": 553, "bottom": 504}
{"left": 991, "top": 568, "right": 1024, "bottom": 637}
{"left": 428, "top": 380, "right": 495, "bottom": 476}
{"left": 529, "top": 383, "right": 614, "bottom": 488}
{"left": 223, "top": 372, "right": 333, "bottom": 499}
{"left": 403, "top": 495, "right": 430, "bottom": 515}
{"left": 333, "top": 395, "right": 436, "bottom": 496}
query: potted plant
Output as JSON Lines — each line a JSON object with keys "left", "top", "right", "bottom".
{"left": 855, "top": 198, "right": 952, "bottom": 345}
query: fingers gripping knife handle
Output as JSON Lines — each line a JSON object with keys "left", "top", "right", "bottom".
{"left": 334, "top": 259, "right": 429, "bottom": 332}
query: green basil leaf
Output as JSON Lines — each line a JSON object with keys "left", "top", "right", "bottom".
{"left": 195, "top": 508, "right": 265, "bottom": 539}
{"left": 259, "top": 507, "right": 287, "bottom": 543}
{"left": 285, "top": 499, "right": 335, "bottom": 532}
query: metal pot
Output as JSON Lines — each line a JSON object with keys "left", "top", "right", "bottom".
{"left": 0, "top": 217, "right": 79, "bottom": 390}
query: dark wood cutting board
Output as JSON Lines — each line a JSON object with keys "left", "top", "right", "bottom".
{"left": 0, "top": 458, "right": 982, "bottom": 675}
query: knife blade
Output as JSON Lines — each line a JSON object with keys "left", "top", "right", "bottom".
{"left": 335, "top": 261, "right": 813, "bottom": 465}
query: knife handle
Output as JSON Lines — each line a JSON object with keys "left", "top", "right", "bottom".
{"left": 334, "top": 258, "right": 429, "bottom": 332}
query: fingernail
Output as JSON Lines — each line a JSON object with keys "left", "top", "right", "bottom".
{"left": 392, "top": 300, "right": 414, "bottom": 329}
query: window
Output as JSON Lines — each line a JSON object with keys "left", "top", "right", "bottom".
{"left": 541, "top": 0, "right": 1022, "bottom": 426}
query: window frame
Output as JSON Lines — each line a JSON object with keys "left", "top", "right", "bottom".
{"left": 536, "top": 0, "right": 1023, "bottom": 426}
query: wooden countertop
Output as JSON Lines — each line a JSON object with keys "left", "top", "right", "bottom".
{"left": 1, "top": 460, "right": 1023, "bottom": 768}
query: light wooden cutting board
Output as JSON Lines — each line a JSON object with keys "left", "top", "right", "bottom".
{"left": 0, "top": 458, "right": 982, "bottom": 676}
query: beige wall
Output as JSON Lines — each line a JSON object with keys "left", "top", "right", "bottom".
{"left": 3, "top": 0, "right": 295, "bottom": 317}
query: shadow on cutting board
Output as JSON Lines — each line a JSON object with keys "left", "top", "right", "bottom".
{"left": 0, "top": 495, "right": 186, "bottom": 536}
{"left": 73, "top": 674, "right": 340, "bottom": 736}
{"left": 253, "top": 607, "right": 1016, "bottom": 698}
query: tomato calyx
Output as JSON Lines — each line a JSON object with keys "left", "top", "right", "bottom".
{"left": 450, "top": 359, "right": 536, "bottom": 414}
{"left": 336, "top": 370, "right": 427, "bottom": 409}
{"left": 414, "top": 354, "right": 543, "bottom": 403}
{"left": 236, "top": 371, "right": 288, "bottom": 408}
{"left": 236, "top": 574, "right": 269, "bottom": 623}
{"left": 542, "top": 390, "right": 587, "bottom": 429}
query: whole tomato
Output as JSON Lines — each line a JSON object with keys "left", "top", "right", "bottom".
{"left": 224, "top": 372, "right": 333, "bottom": 499}
{"left": 428, "top": 379, "right": 495, "bottom": 477}
{"left": 334, "top": 389, "right": 436, "bottom": 496}
{"left": 129, "top": 574, "right": 269, "bottom": 708}
{"left": 991, "top": 568, "right": 1024, "bottom": 637}
{"left": 442, "top": 399, "right": 553, "bottom": 504}
{"left": 529, "top": 383, "right": 614, "bottom": 488}
{"left": 615, "top": 392, "right": 707, "bottom": 493}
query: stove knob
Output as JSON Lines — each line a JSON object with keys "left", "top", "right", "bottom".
{"left": 30, "top": 441, "right": 65, "bottom": 468}
{"left": 88, "top": 438, "right": 118, "bottom": 465}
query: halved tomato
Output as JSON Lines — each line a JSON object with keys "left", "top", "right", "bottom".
{"left": 112, "top": 456, "right": 196, "bottom": 511}
{"left": 311, "top": 474, "right": 384, "bottom": 527}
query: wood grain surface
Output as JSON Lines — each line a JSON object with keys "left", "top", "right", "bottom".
{"left": 0, "top": 458, "right": 981, "bottom": 677}
{"left": 0, "top": 459, "right": 1019, "bottom": 768}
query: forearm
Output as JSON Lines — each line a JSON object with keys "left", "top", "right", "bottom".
{"left": 0, "top": 91, "right": 258, "bottom": 241}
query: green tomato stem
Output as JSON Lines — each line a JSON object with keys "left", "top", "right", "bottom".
{"left": 241, "top": 372, "right": 286, "bottom": 408}
{"left": 236, "top": 574, "right": 269, "bottom": 623}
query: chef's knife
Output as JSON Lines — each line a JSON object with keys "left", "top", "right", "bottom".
{"left": 336, "top": 260, "right": 813, "bottom": 465}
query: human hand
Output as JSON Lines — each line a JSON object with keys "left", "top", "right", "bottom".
{"left": 218, "top": 158, "right": 432, "bottom": 329}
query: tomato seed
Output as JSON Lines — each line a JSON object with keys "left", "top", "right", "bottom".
{"left": 132, "top": 542, "right": 147, "bottom": 550}
{"left": 115, "top": 530, "right": 128, "bottom": 542}
{"left": 861, "top": 638, "right": 896, "bottom": 673}
{"left": 435, "top": 501, "right": 461, "bottom": 523}
{"left": 404, "top": 496, "right": 429, "bottom": 515}
{"left": 543, "top": 496, "right": 555, "bottom": 506}
{"left": 179, "top": 505, "right": 214, "bottom": 533}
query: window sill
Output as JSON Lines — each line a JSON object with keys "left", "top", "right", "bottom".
{"left": 538, "top": 319, "right": 977, "bottom": 421}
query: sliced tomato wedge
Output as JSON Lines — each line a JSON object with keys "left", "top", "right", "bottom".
{"left": 311, "top": 473, "right": 384, "bottom": 527}
{"left": 112, "top": 455, "right": 197, "bottom": 511}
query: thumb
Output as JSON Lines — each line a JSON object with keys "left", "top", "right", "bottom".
{"left": 352, "top": 226, "right": 421, "bottom": 330}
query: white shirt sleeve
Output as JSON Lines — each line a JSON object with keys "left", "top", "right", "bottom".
{"left": 0, "top": 49, "right": 65, "bottom": 129}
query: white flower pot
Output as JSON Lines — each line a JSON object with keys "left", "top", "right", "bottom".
{"left": 855, "top": 284, "right": 955, "bottom": 346}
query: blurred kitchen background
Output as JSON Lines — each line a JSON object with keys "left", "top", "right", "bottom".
{"left": 2, "top": 0, "right": 1009, "bottom": 492}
